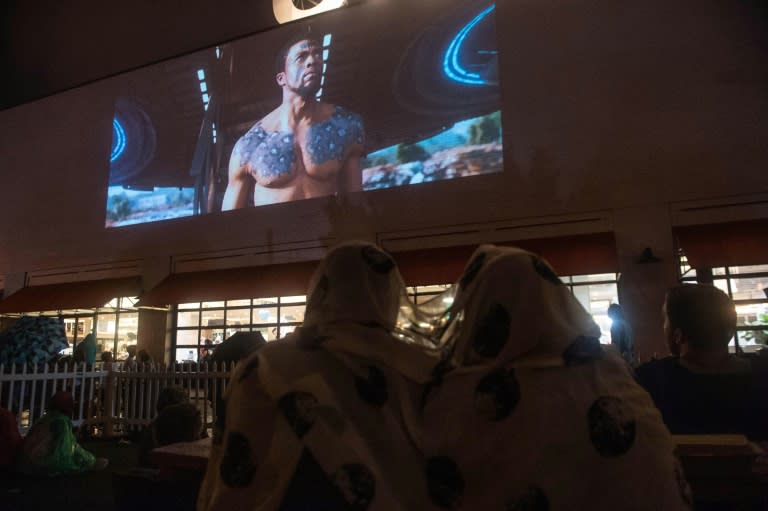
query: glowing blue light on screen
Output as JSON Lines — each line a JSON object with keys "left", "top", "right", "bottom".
{"left": 443, "top": 4, "right": 495, "bottom": 86}
{"left": 110, "top": 118, "right": 126, "bottom": 163}
{"left": 317, "top": 33, "right": 332, "bottom": 100}
{"left": 197, "top": 69, "right": 206, "bottom": 80}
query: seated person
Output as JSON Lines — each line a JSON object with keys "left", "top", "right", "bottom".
{"left": 138, "top": 385, "right": 190, "bottom": 466}
{"left": 636, "top": 284, "right": 768, "bottom": 440}
{"left": 198, "top": 243, "right": 690, "bottom": 510}
{"left": 16, "top": 391, "right": 108, "bottom": 476}
{"left": 152, "top": 403, "right": 203, "bottom": 448}
{"left": 137, "top": 349, "right": 153, "bottom": 365}
{"left": 0, "top": 407, "right": 22, "bottom": 471}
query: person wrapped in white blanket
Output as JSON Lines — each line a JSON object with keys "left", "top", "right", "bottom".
{"left": 198, "top": 242, "right": 691, "bottom": 510}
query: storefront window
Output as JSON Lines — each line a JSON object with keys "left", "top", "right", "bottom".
{"left": 171, "top": 274, "right": 621, "bottom": 363}
{"left": 679, "top": 255, "right": 768, "bottom": 350}
{"left": 172, "top": 296, "right": 308, "bottom": 362}
{"left": 0, "top": 296, "right": 140, "bottom": 359}
{"left": 562, "top": 275, "right": 619, "bottom": 344}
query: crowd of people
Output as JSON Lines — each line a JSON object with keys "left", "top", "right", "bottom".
{"left": 1, "top": 241, "right": 766, "bottom": 510}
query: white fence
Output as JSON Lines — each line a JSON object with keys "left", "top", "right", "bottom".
{"left": 0, "top": 362, "right": 234, "bottom": 435}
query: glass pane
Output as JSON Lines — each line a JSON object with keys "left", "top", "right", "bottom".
{"left": 227, "top": 298, "right": 251, "bottom": 307}
{"left": 713, "top": 279, "right": 729, "bottom": 294}
{"left": 63, "top": 318, "right": 77, "bottom": 350}
{"left": 96, "top": 313, "right": 117, "bottom": 335}
{"left": 417, "top": 285, "right": 451, "bottom": 293}
{"left": 593, "top": 315, "right": 611, "bottom": 344}
{"left": 735, "top": 303, "right": 768, "bottom": 327}
{"left": 416, "top": 293, "right": 442, "bottom": 304}
{"left": 255, "top": 327, "right": 277, "bottom": 342}
{"left": 202, "top": 329, "right": 226, "bottom": 344}
{"left": 572, "top": 283, "right": 618, "bottom": 345}
{"left": 731, "top": 264, "right": 768, "bottom": 274}
{"left": 281, "top": 295, "right": 307, "bottom": 304}
{"left": 177, "top": 310, "right": 200, "bottom": 327}
{"left": 280, "top": 325, "right": 298, "bottom": 338}
{"left": 120, "top": 296, "right": 140, "bottom": 308}
{"left": 178, "top": 302, "right": 200, "bottom": 309}
{"left": 736, "top": 329, "right": 768, "bottom": 347}
{"left": 102, "top": 297, "right": 119, "bottom": 308}
{"left": 225, "top": 325, "right": 250, "bottom": 338}
{"left": 729, "top": 276, "right": 768, "bottom": 301}
{"left": 254, "top": 307, "right": 278, "bottom": 324}
{"left": 116, "top": 312, "right": 139, "bottom": 357}
{"left": 176, "top": 347, "right": 199, "bottom": 363}
{"left": 280, "top": 305, "right": 305, "bottom": 324}
{"left": 226, "top": 308, "right": 251, "bottom": 326}
{"left": 712, "top": 267, "right": 727, "bottom": 276}
{"left": 254, "top": 297, "right": 278, "bottom": 306}
{"left": 202, "top": 301, "right": 225, "bottom": 308}
{"left": 176, "top": 329, "right": 199, "bottom": 345}
{"left": 201, "top": 309, "right": 225, "bottom": 327}
{"left": 570, "top": 273, "right": 617, "bottom": 284}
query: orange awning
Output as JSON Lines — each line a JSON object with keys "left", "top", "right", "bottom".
{"left": 675, "top": 219, "right": 768, "bottom": 268}
{"left": 137, "top": 232, "right": 618, "bottom": 306}
{"left": 0, "top": 277, "right": 142, "bottom": 314}
{"left": 137, "top": 261, "right": 318, "bottom": 307}
{"left": 393, "top": 232, "right": 618, "bottom": 286}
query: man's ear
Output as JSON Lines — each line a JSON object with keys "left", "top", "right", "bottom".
{"left": 276, "top": 72, "right": 286, "bottom": 87}
{"left": 672, "top": 327, "right": 684, "bottom": 346}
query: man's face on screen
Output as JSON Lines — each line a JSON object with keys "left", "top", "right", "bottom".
{"left": 278, "top": 39, "right": 323, "bottom": 98}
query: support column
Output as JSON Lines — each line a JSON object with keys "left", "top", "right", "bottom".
{"left": 138, "top": 256, "right": 172, "bottom": 364}
{"left": 613, "top": 205, "right": 678, "bottom": 362}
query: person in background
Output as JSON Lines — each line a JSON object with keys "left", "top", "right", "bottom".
{"left": 636, "top": 284, "right": 768, "bottom": 440}
{"left": 152, "top": 403, "right": 203, "bottom": 448}
{"left": 0, "top": 407, "right": 22, "bottom": 471}
{"left": 125, "top": 345, "right": 137, "bottom": 363}
{"left": 138, "top": 385, "right": 191, "bottom": 466}
{"left": 608, "top": 303, "right": 635, "bottom": 365}
{"left": 137, "top": 349, "right": 153, "bottom": 365}
{"left": 16, "top": 391, "right": 108, "bottom": 476}
{"left": 199, "top": 338, "right": 214, "bottom": 363}
{"left": 101, "top": 350, "right": 114, "bottom": 365}
{"left": 73, "top": 333, "right": 97, "bottom": 366}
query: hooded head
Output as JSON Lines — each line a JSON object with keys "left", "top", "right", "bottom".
{"left": 48, "top": 391, "right": 74, "bottom": 417}
{"left": 444, "top": 245, "right": 602, "bottom": 368}
{"left": 303, "top": 242, "right": 406, "bottom": 331}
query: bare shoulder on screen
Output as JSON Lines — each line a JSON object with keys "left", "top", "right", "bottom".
{"left": 232, "top": 119, "right": 297, "bottom": 184}
{"left": 305, "top": 104, "right": 365, "bottom": 165}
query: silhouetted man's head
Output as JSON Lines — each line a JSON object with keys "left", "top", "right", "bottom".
{"left": 663, "top": 284, "right": 736, "bottom": 356}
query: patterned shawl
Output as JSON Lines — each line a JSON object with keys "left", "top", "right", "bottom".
{"left": 198, "top": 243, "right": 691, "bottom": 511}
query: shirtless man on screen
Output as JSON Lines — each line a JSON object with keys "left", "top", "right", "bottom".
{"left": 221, "top": 36, "right": 365, "bottom": 210}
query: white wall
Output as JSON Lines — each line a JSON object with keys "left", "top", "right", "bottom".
{"left": 1, "top": 0, "right": 767, "bottom": 360}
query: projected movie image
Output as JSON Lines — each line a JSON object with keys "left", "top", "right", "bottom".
{"left": 105, "top": 0, "right": 502, "bottom": 227}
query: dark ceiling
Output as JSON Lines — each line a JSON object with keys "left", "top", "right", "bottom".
{"left": 0, "top": 0, "right": 279, "bottom": 112}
